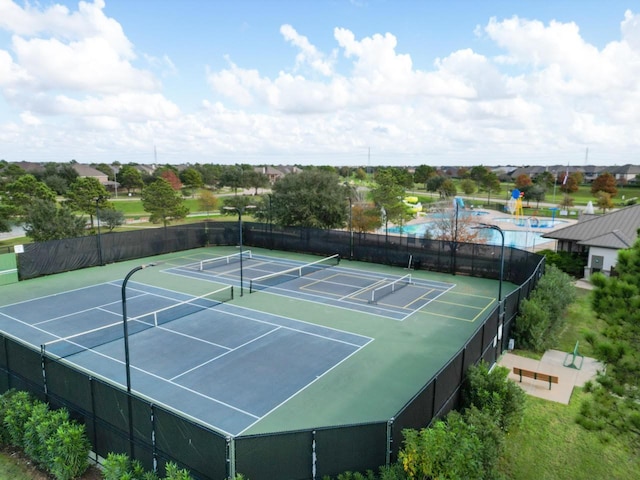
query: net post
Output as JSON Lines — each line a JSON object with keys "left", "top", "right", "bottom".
{"left": 230, "top": 285, "right": 234, "bottom": 300}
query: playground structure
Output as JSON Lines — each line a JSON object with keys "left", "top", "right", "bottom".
{"left": 403, "top": 196, "right": 423, "bottom": 214}
{"left": 507, "top": 189, "right": 525, "bottom": 224}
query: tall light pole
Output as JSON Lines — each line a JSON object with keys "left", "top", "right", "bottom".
{"left": 223, "top": 205, "right": 256, "bottom": 296}
{"left": 473, "top": 223, "right": 505, "bottom": 348}
{"left": 344, "top": 182, "right": 354, "bottom": 260}
{"left": 121, "top": 262, "right": 157, "bottom": 455}
{"left": 94, "top": 196, "right": 107, "bottom": 266}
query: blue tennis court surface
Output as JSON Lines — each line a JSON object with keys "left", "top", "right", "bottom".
{"left": 0, "top": 282, "right": 371, "bottom": 435}
{"left": 165, "top": 252, "right": 456, "bottom": 321}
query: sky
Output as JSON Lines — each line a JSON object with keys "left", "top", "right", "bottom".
{"left": 1, "top": 0, "right": 639, "bottom": 167}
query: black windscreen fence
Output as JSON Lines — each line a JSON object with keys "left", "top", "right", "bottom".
{"left": 315, "top": 423, "right": 389, "bottom": 478}
{"left": 236, "top": 430, "right": 313, "bottom": 480}
{"left": 5, "top": 223, "right": 545, "bottom": 478}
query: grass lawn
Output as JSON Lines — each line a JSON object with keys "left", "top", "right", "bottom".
{"left": 500, "top": 388, "right": 640, "bottom": 480}
{"left": 500, "top": 287, "right": 640, "bottom": 479}
{"left": 0, "top": 449, "right": 38, "bottom": 480}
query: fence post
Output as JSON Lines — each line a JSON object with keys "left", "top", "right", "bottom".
{"left": 386, "top": 418, "right": 394, "bottom": 466}
{"left": 227, "top": 436, "right": 235, "bottom": 479}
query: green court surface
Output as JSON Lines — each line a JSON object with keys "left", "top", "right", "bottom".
{"left": 0, "top": 246, "right": 512, "bottom": 436}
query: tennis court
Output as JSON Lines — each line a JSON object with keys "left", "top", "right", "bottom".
{"left": 0, "top": 245, "right": 504, "bottom": 437}
{"left": 0, "top": 279, "right": 371, "bottom": 435}
{"left": 165, "top": 251, "right": 457, "bottom": 321}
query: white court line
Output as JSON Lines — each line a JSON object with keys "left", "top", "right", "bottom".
{"left": 236, "top": 336, "right": 374, "bottom": 436}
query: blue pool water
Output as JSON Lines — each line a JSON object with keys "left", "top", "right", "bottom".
{"left": 493, "top": 217, "right": 568, "bottom": 228}
{"left": 386, "top": 223, "right": 548, "bottom": 249}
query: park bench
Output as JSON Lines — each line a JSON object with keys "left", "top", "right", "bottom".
{"left": 512, "top": 367, "right": 559, "bottom": 390}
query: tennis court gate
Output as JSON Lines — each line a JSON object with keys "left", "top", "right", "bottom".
{"left": 0, "top": 258, "right": 545, "bottom": 479}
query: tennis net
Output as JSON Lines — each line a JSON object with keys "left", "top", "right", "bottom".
{"left": 249, "top": 254, "right": 340, "bottom": 293}
{"left": 369, "top": 274, "right": 412, "bottom": 304}
{"left": 199, "top": 250, "right": 252, "bottom": 271}
{"left": 43, "top": 285, "right": 234, "bottom": 359}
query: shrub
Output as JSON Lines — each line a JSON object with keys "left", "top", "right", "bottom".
{"left": 164, "top": 462, "right": 193, "bottom": 480}
{"left": 461, "top": 362, "right": 526, "bottom": 433}
{"left": 0, "top": 389, "right": 20, "bottom": 445}
{"left": 24, "top": 402, "right": 70, "bottom": 469}
{"left": 2, "top": 390, "right": 36, "bottom": 448}
{"left": 46, "top": 421, "right": 91, "bottom": 480}
{"left": 513, "top": 264, "right": 576, "bottom": 352}
{"left": 102, "top": 453, "right": 158, "bottom": 480}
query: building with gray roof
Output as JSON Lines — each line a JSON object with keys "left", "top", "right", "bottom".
{"left": 542, "top": 204, "right": 640, "bottom": 278}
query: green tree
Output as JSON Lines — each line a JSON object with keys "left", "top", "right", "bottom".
{"left": 425, "top": 175, "right": 446, "bottom": 196}
{"left": 99, "top": 208, "right": 125, "bottom": 232}
{"left": 116, "top": 165, "right": 144, "bottom": 195}
{"left": 5, "top": 174, "right": 57, "bottom": 217}
{"left": 179, "top": 167, "right": 204, "bottom": 194}
{"left": 354, "top": 168, "right": 367, "bottom": 181}
{"left": 43, "top": 174, "right": 69, "bottom": 195}
{"left": 0, "top": 203, "right": 11, "bottom": 233}
{"left": 243, "top": 169, "right": 270, "bottom": 194}
{"left": 579, "top": 236, "right": 640, "bottom": 448}
{"left": 141, "top": 178, "right": 189, "bottom": 227}
{"left": 370, "top": 170, "right": 409, "bottom": 231}
{"left": 525, "top": 184, "right": 546, "bottom": 208}
{"left": 534, "top": 170, "right": 555, "bottom": 189}
{"left": 439, "top": 178, "right": 457, "bottom": 198}
{"left": 0, "top": 161, "right": 26, "bottom": 187}
{"left": 65, "top": 177, "right": 110, "bottom": 228}
{"left": 460, "top": 178, "right": 476, "bottom": 195}
{"left": 270, "top": 170, "right": 348, "bottom": 228}
{"left": 591, "top": 172, "right": 618, "bottom": 197}
{"left": 469, "top": 165, "right": 490, "bottom": 184}
{"left": 219, "top": 165, "right": 248, "bottom": 194}
{"left": 198, "top": 190, "right": 219, "bottom": 217}
{"left": 595, "top": 191, "right": 614, "bottom": 213}
{"left": 23, "top": 199, "right": 87, "bottom": 241}
{"left": 414, "top": 165, "right": 437, "bottom": 186}
{"left": 374, "top": 167, "right": 414, "bottom": 189}
{"left": 195, "top": 163, "right": 222, "bottom": 188}
{"left": 480, "top": 171, "right": 501, "bottom": 204}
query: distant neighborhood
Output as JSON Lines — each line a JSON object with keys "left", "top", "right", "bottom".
{"left": 7, "top": 161, "right": 640, "bottom": 192}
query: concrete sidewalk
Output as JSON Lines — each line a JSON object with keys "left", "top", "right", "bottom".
{"left": 498, "top": 350, "right": 603, "bottom": 404}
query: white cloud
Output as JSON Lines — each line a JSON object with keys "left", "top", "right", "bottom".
{"left": 280, "top": 24, "right": 335, "bottom": 76}
{"left": 19, "top": 110, "right": 41, "bottom": 126}
{"left": 1, "top": 1, "right": 640, "bottom": 165}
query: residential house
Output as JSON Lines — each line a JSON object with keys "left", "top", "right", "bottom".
{"left": 611, "top": 164, "right": 640, "bottom": 184}
{"left": 542, "top": 204, "right": 640, "bottom": 278}
{"left": 72, "top": 164, "right": 109, "bottom": 184}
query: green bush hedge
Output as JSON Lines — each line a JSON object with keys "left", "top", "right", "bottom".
{"left": 0, "top": 390, "right": 90, "bottom": 479}
{"left": 513, "top": 264, "right": 576, "bottom": 352}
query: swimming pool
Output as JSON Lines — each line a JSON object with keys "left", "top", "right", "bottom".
{"left": 386, "top": 223, "right": 549, "bottom": 249}
{"left": 493, "top": 217, "right": 568, "bottom": 228}
{"left": 426, "top": 210, "right": 490, "bottom": 219}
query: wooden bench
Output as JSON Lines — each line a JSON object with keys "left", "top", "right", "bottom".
{"left": 513, "top": 367, "right": 559, "bottom": 390}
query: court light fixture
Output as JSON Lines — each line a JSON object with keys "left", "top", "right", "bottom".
{"left": 472, "top": 223, "right": 505, "bottom": 352}
{"left": 223, "top": 205, "right": 256, "bottom": 296}
{"left": 121, "top": 262, "right": 158, "bottom": 456}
